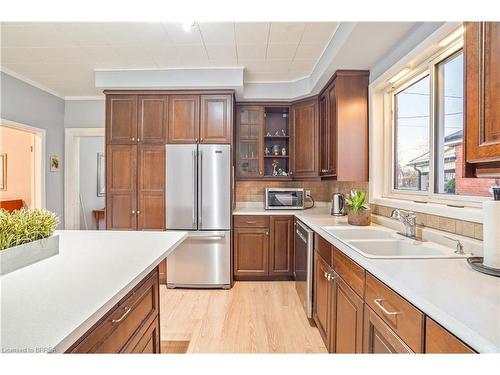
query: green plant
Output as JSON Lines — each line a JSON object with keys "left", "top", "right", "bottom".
{"left": 0, "top": 208, "right": 59, "bottom": 250}
{"left": 345, "top": 190, "right": 369, "bottom": 212}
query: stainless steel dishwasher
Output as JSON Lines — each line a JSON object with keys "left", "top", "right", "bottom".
{"left": 294, "top": 220, "right": 314, "bottom": 319}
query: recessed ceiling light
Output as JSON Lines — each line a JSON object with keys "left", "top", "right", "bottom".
{"left": 388, "top": 67, "right": 411, "bottom": 84}
{"left": 182, "top": 22, "right": 196, "bottom": 32}
{"left": 438, "top": 26, "right": 464, "bottom": 47}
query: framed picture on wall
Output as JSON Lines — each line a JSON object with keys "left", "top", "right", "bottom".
{"left": 50, "top": 155, "right": 60, "bottom": 172}
{"left": 0, "top": 153, "right": 6, "bottom": 190}
{"left": 97, "top": 152, "right": 105, "bottom": 197}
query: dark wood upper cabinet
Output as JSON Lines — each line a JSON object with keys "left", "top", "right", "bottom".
{"left": 138, "top": 95, "right": 168, "bottom": 144}
{"left": 200, "top": 95, "right": 232, "bottom": 144}
{"left": 290, "top": 98, "right": 319, "bottom": 178}
{"left": 168, "top": 95, "right": 200, "bottom": 143}
{"left": 235, "top": 106, "right": 265, "bottom": 178}
{"left": 333, "top": 276, "right": 364, "bottom": 353}
{"left": 106, "top": 95, "right": 137, "bottom": 144}
{"left": 233, "top": 227, "right": 269, "bottom": 277}
{"left": 268, "top": 216, "right": 294, "bottom": 276}
{"left": 464, "top": 22, "right": 500, "bottom": 177}
{"left": 137, "top": 145, "right": 165, "bottom": 230}
{"left": 106, "top": 145, "right": 137, "bottom": 230}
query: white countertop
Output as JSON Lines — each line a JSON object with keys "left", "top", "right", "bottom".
{"left": 0, "top": 230, "right": 187, "bottom": 353}
{"left": 234, "top": 204, "right": 500, "bottom": 353}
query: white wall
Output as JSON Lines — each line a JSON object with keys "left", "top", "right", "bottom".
{"left": 78, "top": 137, "right": 105, "bottom": 230}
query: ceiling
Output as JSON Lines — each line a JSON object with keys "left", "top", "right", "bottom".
{"left": 0, "top": 22, "right": 339, "bottom": 97}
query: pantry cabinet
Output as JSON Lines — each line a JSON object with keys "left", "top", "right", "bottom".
{"left": 200, "top": 95, "right": 232, "bottom": 143}
{"left": 464, "top": 22, "right": 500, "bottom": 177}
{"left": 233, "top": 215, "right": 294, "bottom": 279}
{"left": 107, "top": 95, "right": 138, "bottom": 144}
{"left": 168, "top": 95, "right": 200, "bottom": 143}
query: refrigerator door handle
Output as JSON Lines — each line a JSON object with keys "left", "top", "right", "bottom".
{"left": 192, "top": 150, "right": 197, "bottom": 228}
{"left": 198, "top": 149, "right": 203, "bottom": 227}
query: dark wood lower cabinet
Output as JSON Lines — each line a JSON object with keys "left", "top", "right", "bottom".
{"left": 269, "top": 216, "right": 294, "bottom": 276}
{"left": 333, "top": 276, "right": 364, "bottom": 353}
{"left": 233, "top": 227, "right": 269, "bottom": 277}
{"left": 313, "top": 252, "right": 333, "bottom": 351}
{"left": 363, "top": 305, "right": 413, "bottom": 353}
{"left": 67, "top": 268, "right": 160, "bottom": 354}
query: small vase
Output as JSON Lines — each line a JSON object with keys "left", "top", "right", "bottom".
{"left": 347, "top": 209, "right": 371, "bottom": 226}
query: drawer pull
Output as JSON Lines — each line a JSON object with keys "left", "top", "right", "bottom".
{"left": 110, "top": 307, "right": 131, "bottom": 323}
{"left": 246, "top": 221, "right": 257, "bottom": 224}
{"left": 374, "top": 298, "right": 400, "bottom": 316}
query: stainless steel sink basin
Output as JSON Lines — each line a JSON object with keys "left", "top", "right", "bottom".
{"left": 347, "top": 240, "right": 469, "bottom": 259}
{"left": 322, "top": 226, "right": 397, "bottom": 240}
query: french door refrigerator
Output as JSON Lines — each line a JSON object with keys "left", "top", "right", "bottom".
{"left": 165, "top": 144, "right": 231, "bottom": 288}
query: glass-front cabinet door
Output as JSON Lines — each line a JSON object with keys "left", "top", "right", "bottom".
{"left": 236, "top": 106, "right": 264, "bottom": 178}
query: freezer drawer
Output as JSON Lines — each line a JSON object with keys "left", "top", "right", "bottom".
{"left": 166, "top": 231, "right": 231, "bottom": 288}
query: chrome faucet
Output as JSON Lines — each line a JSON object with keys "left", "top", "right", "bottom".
{"left": 444, "top": 236, "right": 467, "bottom": 255}
{"left": 390, "top": 209, "right": 418, "bottom": 240}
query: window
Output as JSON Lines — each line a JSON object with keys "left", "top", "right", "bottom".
{"left": 389, "top": 44, "right": 498, "bottom": 204}
{"left": 394, "top": 75, "right": 430, "bottom": 192}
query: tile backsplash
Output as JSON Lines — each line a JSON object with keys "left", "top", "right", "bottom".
{"left": 235, "top": 180, "right": 368, "bottom": 203}
{"left": 370, "top": 204, "right": 483, "bottom": 240}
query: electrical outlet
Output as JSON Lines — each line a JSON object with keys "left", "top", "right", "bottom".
{"left": 305, "top": 190, "right": 311, "bottom": 198}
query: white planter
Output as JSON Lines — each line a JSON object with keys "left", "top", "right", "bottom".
{"left": 0, "top": 235, "right": 59, "bottom": 276}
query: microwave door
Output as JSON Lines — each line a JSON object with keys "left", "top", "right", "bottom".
{"left": 166, "top": 144, "right": 198, "bottom": 230}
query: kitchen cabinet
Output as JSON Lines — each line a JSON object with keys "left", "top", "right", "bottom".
{"left": 106, "top": 144, "right": 165, "bottom": 231}
{"left": 235, "top": 106, "right": 264, "bottom": 178}
{"left": 233, "top": 215, "right": 294, "bottom": 279}
{"left": 233, "top": 227, "right": 269, "bottom": 277}
{"left": 106, "top": 145, "right": 137, "bottom": 230}
{"left": 68, "top": 268, "right": 160, "bottom": 353}
{"left": 290, "top": 98, "right": 319, "bottom": 178}
{"left": 269, "top": 216, "right": 294, "bottom": 276}
{"left": 424, "top": 317, "right": 474, "bottom": 353}
{"left": 168, "top": 95, "right": 200, "bottom": 143}
{"left": 363, "top": 305, "right": 413, "bottom": 353}
{"left": 200, "top": 95, "right": 232, "bottom": 143}
{"left": 464, "top": 22, "right": 500, "bottom": 177}
{"left": 138, "top": 95, "right": 168, "bottom": 144}
{"left": 333, "top": 275, "right": 364, "bottom": 353}
{"left": 313, "top": 252, "right": 333, "bottom": 351}
{"left": 106, "top": 95, "right": 138, "bottom": 145}
{"left": 318, "top": 71, "right": 369, "bottom": 180}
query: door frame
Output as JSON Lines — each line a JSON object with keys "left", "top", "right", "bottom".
{"left": 0, "top": 118, "right": 46, "bottom": 209}
{"left": 64, "top": 127, "right": 105, "bottom": 229}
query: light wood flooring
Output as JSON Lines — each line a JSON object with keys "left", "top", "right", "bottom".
{"left": 160, "top": 281, "right": 327, "bottom": 353}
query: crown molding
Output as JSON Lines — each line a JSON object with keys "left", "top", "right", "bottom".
{"left": 0, "top": 66, "right": 65, "bottom": 100}
{"left": 64, "top": 96, "right": 105, "bottom": 101}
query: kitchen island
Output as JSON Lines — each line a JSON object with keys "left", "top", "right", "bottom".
{"left": 1, "top": 230, "right": 187, "bottom": 353}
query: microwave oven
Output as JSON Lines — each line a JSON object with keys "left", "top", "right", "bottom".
{"left": 265, "top": 188, "right": 305, "bottom": 210}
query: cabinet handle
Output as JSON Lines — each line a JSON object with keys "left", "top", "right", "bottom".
{"left": 200, "top": 137, "right": 204, "bottom": 142}
{"left": 137, "top": 138, "right": 140, "bottom": 142}
{"left": 195, "top": 138, "right": 198, "bottom": 142}
{"left": 246, "top": 221, "right": 257, "bottom": 224}
{"left": 259, "top": 171, "right": 263, "bottom": 175}
{"left": 265, "top": 231, "right": 269, "bottom": 236}
{"left": 289, "top": 171, "right": 293, "bottom": 175}
{"left": 137, "top": 211, "right": 141, "bottom": 214}
{"left": 132, "top": 137, "right": 135, "bottom": 141}
{"left": 373, "top": 299, "right": 401, "bottom": 316}
{"left": 110, "top": 307, "right": 131, "bottom": 323}
{"left": 131, "top": 210, "right": 136, "bottom": 214}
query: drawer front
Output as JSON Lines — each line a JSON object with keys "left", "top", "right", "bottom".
{"left": 332, "top": 247, "right": 365, "bottom": 298}
{"left": 425, "top": 317, "right": 475, "bottom": 354}
{"left": 314, "top": 233, "right": 332, "bottom": 266}
{"left": 70, "top": 270, "right": 159, "bottom": 353}
{"left": 365, "top": 273, "right": 424, "bottom": 353}
{"left": 234, "top": 215, "right": 269, "bottom": 228}
{"left": 124, "top": 317, "right": 160, "bottom": 353}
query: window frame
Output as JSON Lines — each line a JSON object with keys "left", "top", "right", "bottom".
{"left": 383, "top": 38, "right": 489, "bottom": 208}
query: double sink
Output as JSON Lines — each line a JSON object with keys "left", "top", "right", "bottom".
{"left": 322, "top": 226, "right": 471, "bottom": 259}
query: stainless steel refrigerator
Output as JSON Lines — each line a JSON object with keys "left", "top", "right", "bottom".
{"left": 165, "top": 144, "right": 231, "bottom": 288}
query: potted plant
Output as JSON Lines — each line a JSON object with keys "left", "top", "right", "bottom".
{"left": 0, "top": 208, "right": 60, "bottom": 275}
{"left": 345, "top": 190, "right": 371, "bottom": 226}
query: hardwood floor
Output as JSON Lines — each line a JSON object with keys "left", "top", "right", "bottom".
{"left": 160, "top": 281, "right": 327, "bottom": 353}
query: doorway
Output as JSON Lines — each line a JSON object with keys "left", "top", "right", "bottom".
{"left": 64, "top": 128, "right": 105, "bottom": 230}
{"left": 0, "top": 120, "right": 45, "bottom": 210}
